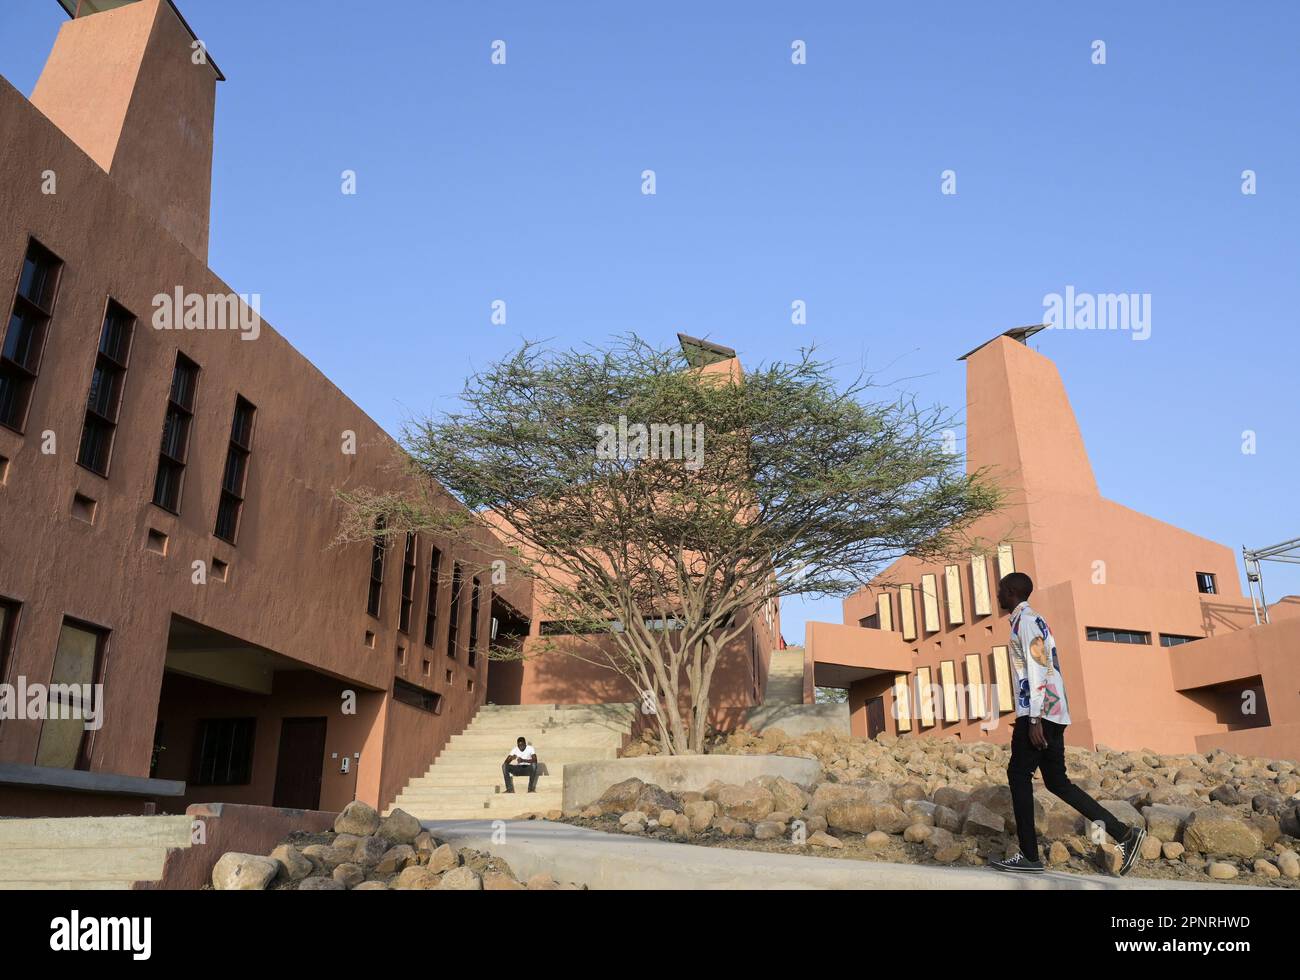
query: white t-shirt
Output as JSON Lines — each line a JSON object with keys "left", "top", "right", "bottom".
{"left": 510, "top": 744, "right": 536, "bottom": 763}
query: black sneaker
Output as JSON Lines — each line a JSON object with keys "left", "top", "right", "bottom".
{"left": 990, "top": 853, "right": 1045, "bottom": 874}
{"left": 1116, "top": 826, "right": 1146, "bottom": 877}
{"left": 504, "top": 788, "right": 515, "bottom": 794}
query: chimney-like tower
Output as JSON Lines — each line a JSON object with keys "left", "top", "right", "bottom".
{"left": 32, "top": 0, "right": 223, "bottom": 261}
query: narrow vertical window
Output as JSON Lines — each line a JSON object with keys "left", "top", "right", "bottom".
{"left": 447, "top": 561, "right": 463, "bottom": 658}
{"left": 0, "top": 598, "right": 19, "bottom": 712}
{"left": 423, "top": 546, "right": 443, "bottom": 647}
{"left": 34, "top": 618, "right": 108, "bottom": 770}
{"left": 76, "top": 300, "right": 135, "bottom": 475}
{"left": 1, "top": 239, "right": 63, "bottom": 432}
{"left": 366, "top": 516, "right": 386, "bottom": 617}
{"left": 468, "top": 576, "right": 481, "bottom": 666}
{"left": 214, "top": 396, "right": 255, "bottom": 543}
{"left": 152, "top": 353, "right": 199, "bottom": 512}
{"left": 398, "top": 532, "right": 417, "bottom": 633}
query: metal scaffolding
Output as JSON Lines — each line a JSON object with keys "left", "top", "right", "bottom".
{"left": 1242, "top": 536, "right": 1300, "bottom": 624}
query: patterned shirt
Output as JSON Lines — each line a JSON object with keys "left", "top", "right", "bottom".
{"left": 1009, "top": 601, "right": 1071, "bottom": 725}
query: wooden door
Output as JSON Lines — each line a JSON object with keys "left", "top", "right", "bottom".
{"left": 272, "top": 717, "right": 327, "bottom": 810}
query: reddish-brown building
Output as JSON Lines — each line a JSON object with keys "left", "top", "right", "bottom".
{"left": 0, "top": 0, "right": 534, "bottom": 818}
{"left": 807, "top": 328, "right": 1300, "bottom": 762}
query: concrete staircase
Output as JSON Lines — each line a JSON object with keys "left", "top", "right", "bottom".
{"left": 0, "top": 814, "right": 193, "bottom": 889}
{"left": 745, "top": 647, "right": 852, "bottom": 736}
{"left": 386, "top": 703, "right": 636, "bottom": 820}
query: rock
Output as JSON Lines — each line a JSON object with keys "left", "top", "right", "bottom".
{"left": 933, "top": 805, "right": 963, "bottom": 833}
{"left": 1208, "top": 862, "right": 1238, "bottom": 880}
{"left": 1048, "top": 841, "right": 1071, "bottom": 866}
{"left": 621, "top": 819, "right": 645, "bottom": 834}
{"left": 865, "top": 830, "right": 891, "bottom": 849}
{"left": 756, "top": 775, "right": 810, "bottom": 813}
{"left": 438, "top": 867, "right": 483, "bottom": 890}
{"left": 1142, "top": 804, "right": 1193, "bottom": 842}
{"left": 269, "top": 844, "right": 312, "bottom": 882}
{"left": 301, "top": 844, "right": 353, "bottom": 874}
{"left": 670, "top": 813, "right": 692, "bottom": 836}
{"left": 684, "top": 800, "right": 717, "bottom": 832}
{"left": 1279, "top": 805, "right": 1300, "bottom": 838}
{"left": 377, "top": 808, "right": 422, "bottom": 846}
{"left": 212, "top": 852, "right": 279, "bottom": 891}
{"left": 595, "top": 777, "right": 646, "bottom": 814}
{"left": 925, "top": 827, "right": 956, "bottom": 852}
{"left": 873, "top": 804, "right": 910, "bottom": 835}
{"left": 353, "top": 880, "right": 388, "bottom": 890}
{"left": 580, "top": 806, "right": 603, "bottom": 819}
{"left": 1095, "top": 843, "right": 1123, "bottom": 875}
{"left": 962, "top": 802, "right": 1005, "bottom": 837}
{"left": 754, "top": 820, "right": 784, "bottom": 840}
{"left": 805, "top": 814, "right": 828, "bottom": 835}
{"left": 657, "top": 809, "right": 678, "bottom": 827}
{"left": 1140, "top": 835, "right": 1163, "bottom": 861}
{"left": 932, "top": 844, "right": 963, "bottom": 863}
{"left": 299, "top": 875, "right": 345, "bottom": 890}
{"left": 808, "top": 830, "right": 843, "bottom": 849}
{"left": 427, "top": 843, "right": 460, "bottom": 874}
{"left": 546, "top": 810, "right": 563, "bottom": 821}
{"left": 826, "top": 800, "right": 876, "bottom": 835}
{"left": 932, "top": 786, "right": 971, "bottom": 811}
{"left": 333, "top": 863, "right": 365, "bottom": 889}
{"left": 392, "top": 866, "right": 440, "bottom": 890}
{"left": 809, "top": 782, "right": 866, "bottom": 812}
{"left": 1253, "top": 859, "right": 1280, "bottom": 878}
{"left": 904, "top": 823, "right": 933, "bottom": 843}
{"left": 374, "top": 844, "right": 416, "bottom": 874}
{"left": 1162, "top": 841, "right": 1185, "bottom": 860}
{"left": 1099, "top": 799, "right": 1143, "bottom": 828}
{"left": 1210, "top": 784, "right": 1245, "bottom": 806}
{"left": 527, "top": 873, "right": 560, "bottom": 890}
{"left": 1183, "top": 809, "right": 1263, "bottom": 858}
{"left": 483, "top": 871, "right": 525, "bottom": 890}
{"left": 715, "top": 783, "right": 776, "bottom": 822}
{"left": 353, "top": 835, "right": 389, "bottom": 868}
{"left": 1276, "top": 850, "right": 1299, "bottom": 879}
{"left": 726, "top": 820, "right": 753, "bottom": 838}
{"left": 635, "top": 784, "right": 679, "bottom": 816}
{"left": 618, "top": 810, "right": 648, "bottom": 827}
{"left": 334, "top": 800, "right": 380, "bottom": 837}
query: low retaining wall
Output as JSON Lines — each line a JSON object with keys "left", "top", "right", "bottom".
{"left": 137, "top": 802, "right": 336, "bottom": 890}
{"left": 562, "top": 754, "right": 822, "bottom": 811}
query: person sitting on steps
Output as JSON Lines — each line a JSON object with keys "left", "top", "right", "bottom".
{"left": 502, "top": 736, "right": 540, "bottom": 794}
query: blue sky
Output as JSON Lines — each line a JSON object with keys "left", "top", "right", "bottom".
{"left": 3, "top": 1, "right": 1297, "bottom": 639}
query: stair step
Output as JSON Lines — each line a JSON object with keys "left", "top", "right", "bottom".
{"left": 0, "top": 815, "right": 193, "bottom": 849}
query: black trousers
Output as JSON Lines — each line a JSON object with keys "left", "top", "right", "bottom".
{"left": 1007, "top": 716, "right": 1128, "bottom": 861}
{"left": 502, "top": 762, "right": 539, "bottom": 792}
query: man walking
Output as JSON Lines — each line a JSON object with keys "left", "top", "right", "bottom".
{"left": 990, "top": 572, "right": 1146, "bottom": 875}
{"left": 502, "top": 735, "right": 540, "bottom": 793}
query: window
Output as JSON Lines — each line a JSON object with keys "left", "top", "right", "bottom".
{"left": 366, "top": 517, "right": 386, "bottom": 617}
{"left": 446, "top": 562, "right": 463, "bottom": 658}
{"left": 393, "top": 678, "right": 442, "bottom": 714}
{"left": 34, "top": 618, "right": 108, "bottom": 770}
{"left": 468, "top": 576, "right": 481, "bottom": 666}
{"left": 214, "top": 396, "right": 255, "bottom": 543}
{"left": 1086, "top": 626, "right": 1151, "bottom": 645}
{"left": 152, "top": 353, "right": 199, "bottom": 512}
{"left": 76, "top": 300, "right": 135, "bottom": 475}
{"left": 398, "top": 533, "right": 417, "bottom": 633}
{"left": 1196, "top": 572, "right": 1217, "bottom": 595}
{"left": 0, "top": 598, "right": 19, "bottom": 707}
{"left": 858, "top": 613, "right": 880, "bottom": 629}
{"left": 423, "top": 546, "right": 442, "bottom": 647}
{"left": 1160, "top": 633, "right": 1202, "bottom": 648}
{"left": 191, "top": 717, "right": 256, "bottom": 785}
{"left": 1, "top": 239, "right": 63, "bottom": 432}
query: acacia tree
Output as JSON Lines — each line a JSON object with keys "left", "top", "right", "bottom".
{"left": 336, "top": 336, "right": 1001, "bottom": 754}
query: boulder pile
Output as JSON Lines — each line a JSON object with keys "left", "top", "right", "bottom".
{"left": 211, "top": 802, "right": 585, "bottom": 891}
{"left": 566, "top": 728, "right": 1300, "bottom": 886}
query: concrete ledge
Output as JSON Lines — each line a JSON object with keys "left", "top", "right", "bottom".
{"left": 0, "top": 763, "right": 184, "bottom": 798}
{"left": 562, "top": 754, "right": 822, "bottom": 811}
{"left": 424, "top": 819, "right": 1266, "bottom": 891}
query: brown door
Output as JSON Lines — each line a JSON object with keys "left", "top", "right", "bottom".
{"left": 866, "top": 696, "right": 886, "bottom": 739}
{"left": 272, "top": 717, "right": 327, "bottom": 810}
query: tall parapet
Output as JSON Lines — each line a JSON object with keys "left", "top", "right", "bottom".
{"left": 32, "top": 0, "right": 223, "bottom": 260}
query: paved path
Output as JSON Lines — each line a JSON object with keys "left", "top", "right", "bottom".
{"left": 424, "top": 819, "right": 1265, "bottom": 890}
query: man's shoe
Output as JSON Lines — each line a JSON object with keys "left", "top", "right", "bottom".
{"left": 990, "top": 853, "right": 1045, "bottom": 874}
{"left": 504, "top": 789, "right": 515, "bottom": 794}
{"left": 527, "top": 788, "right": 537, "bottom": 794}
{"left": 1116, "top": 826, "right": 1146, "bottom": 877}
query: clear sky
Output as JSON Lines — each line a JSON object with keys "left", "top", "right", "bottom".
{"left": 3, "top": 0, "right": 1297, "bottom": 639}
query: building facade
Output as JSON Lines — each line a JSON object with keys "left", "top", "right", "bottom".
{"left": 808, "top": 329, "right": 1299, "bottom": 761}
{"left": 0, "top": 0, "right": 531, "bottom": 817}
